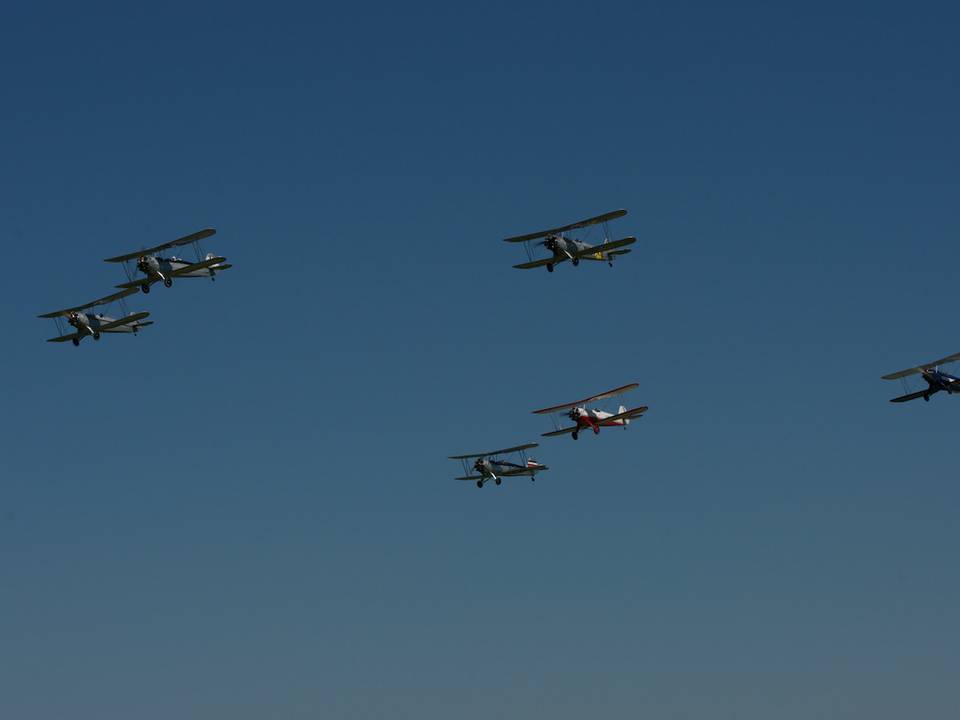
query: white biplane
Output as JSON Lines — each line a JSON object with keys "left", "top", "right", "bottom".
{"left": 504, "top": 209, "right": 636, "bottom": 272}
{"left": 449, "top": 443, "right": 548, "bottom": 488}
{"left": 533, "top": 383, "right": 648, "bottom": 440}
{"left": 104, "top": 228, "right": 231, "bottom": 294}
{"left": 38, "top": 288, "right": 152, "bottom": 346}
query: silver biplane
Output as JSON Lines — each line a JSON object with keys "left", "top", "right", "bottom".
{"left": 505, "top": 209, "right": 636, "bottom": 272}
{"left": 38, "top": 288, "right": 152, "bottom": 346}
{"left": 104, "top": 228, "right": 231, "bottom": 294}
{"left": 533, "top": 383, "right": 648, "bottom": 439}
{"left": 882, "top": 352, "right": 960, "bottom": 403}
{"left": 449, "top": 443, "right": 548, "bottom": 488}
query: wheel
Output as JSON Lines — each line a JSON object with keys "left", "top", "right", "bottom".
{"left": 924, "top": 394, "right": 930, "bottom": 402}
{"left": 546, "top": 263, "right": 554, "bottom": 273}
{"left": 495, "top": 478, "right": 501, "bottom": 485}
{"left": 141, "top": 284, "right": 150, "bottom": 294}
{"left": 476, "top": 480, "right": 483, "bottom": 488}
{"left": 608, "top": 261, "right": 613, "bottom": 267}
{"left": 93, "top": 332, "right": 101, "bottom": 340}
{"left": 530, "top": 477, "right": 535, "bottom": 482}
{"left": 71, "top": 337, "right": 80, "bottom": 347}
{"left": 572, "top": 257, "right": 580, "bottom": 267}
{"left": 572, "top": 431, "right": 578, "bottom": 440}
{"left": 163, "top": 278, "right": 173, "bottom": 288}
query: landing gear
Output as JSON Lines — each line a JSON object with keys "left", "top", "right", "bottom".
{"left": 546, "top": 263, "right": 554, "bottom": 273}
{"left": 93, "top": 332, "right": 101, "bottom": 340}
{"left": 163, "top": 278, "right": 173, "bottom": 288}
{"left": 495, "top": 478, "right": 501, "bottom": 485}
{"left": 530, "top": 476, "right": 535, "bottom": 482}
{"left": 476, "top": 480, "right": 483, "bottom": 488}
{"left": 72, "top": 337, "right": 80, "bottom": 347}
{"left": 141, "top": 284, "right": 150, "bottom": 294}
{"left": 924, "top": 393, "right": 931, "bottom": 402}
{"left": 608, "top": 261, "right": 613, "bottom": 267}
{"left": 572, "top": 257, "right": 580, "bottom": 267}
{"left": 571, "top": 431, "right": 579, "bottom": 440}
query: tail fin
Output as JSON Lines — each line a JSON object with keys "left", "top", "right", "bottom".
{"left": 618, "top": 405, "right": 629, "bottom": 425}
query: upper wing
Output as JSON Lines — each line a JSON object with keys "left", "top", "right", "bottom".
{"left": 504, "top": 209, "right": 628, "bottom": 243}
{"left": 38, "top": 288, "right": 137, "bottom": 318}
{"left": 98, "top": 311, "right": 150, "bottom": 332}
{"left": 882, "top": 351, "right": 960, "bottom": 380}
{"left": 574, "top": 236, "right": 636, "bottom": 259}
{"left": 512, "top": 257, "right": 564, "bottom": 270}
{"left": 532, "top": 383, "right": 640, "bottom": 414}
{"left": 602, "top": 405, "right": 649, "bottom": 423}
{"left": 104, "top": 228, "right": 217, "bottom": 263}
{"left": 449, "top": 442, "right": 538, "bottom": 460}
{"left": 169, "top": 256, "right": 227, "bottom": 277}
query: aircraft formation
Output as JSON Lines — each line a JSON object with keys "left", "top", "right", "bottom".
{"left": 450, "top": 211, "right": 648, "bottom": 488}
{"left": 38, "top": 229, "right": 231, "bottom": 346}
{"left": 40, "top": 210, "right": 951, "bottom": 485}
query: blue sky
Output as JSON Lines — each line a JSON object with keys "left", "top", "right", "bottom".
{"left": 2, "top": 2, "right": 959, "bottom": 718}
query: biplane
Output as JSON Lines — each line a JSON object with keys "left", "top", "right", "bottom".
{"left": 104, "top": 228, "right": 231, "bottom": 294}
{"left": 533, "top": 383, "right": 648, "bottom": 439}
{"left": 449, "top": 443, "right": 548, "bottom": 488}
{"left": 38, "top": 288, "right": 152, "bottom": 346}
{"left": 504, "top": 209, "right": 636, "bottom": 272}
{"left": 882, "top": 352, "right": 960, "bottom": 403}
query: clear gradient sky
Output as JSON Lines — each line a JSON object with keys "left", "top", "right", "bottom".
{"left": 2, "top": 2, "right": 959, "bottom": 718}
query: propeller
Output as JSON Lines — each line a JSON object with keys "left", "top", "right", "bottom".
{"left": 567, "top": 407, "right": 580, "bottom": 422}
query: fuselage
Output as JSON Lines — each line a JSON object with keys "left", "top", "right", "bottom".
{"left": 570, "top": 407, "right": 629, "bottom": 431}
{"left": 545, "top": 234, "right": 607, "bottom": 263}
{"left": 137, "top": 254, "right": 226, "bottom": 281}
{"left": 68, "top": 311, "right": 142, "bottom": 336}
{"left": 475, "top": 458, "right": 545, "bottom": 478}
{"left": 923, "top": 369, "right": 960, "bottom": 395}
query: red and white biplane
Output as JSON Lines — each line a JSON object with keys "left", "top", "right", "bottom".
{"left": 533, "top": 383, "right": 648, "bottom": 440}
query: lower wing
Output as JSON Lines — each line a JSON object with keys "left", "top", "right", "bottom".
{"left": 542, "top": 426, "right": 577, "bottom": 437}
{"left": 890, "top": 390, "right": 929, "bottom": 403}
{"left": 47, "top": 332, "right": 81, "bottom": 343}
{"left": 513, "top": 257, "right": 565, "bottom": 270}
{"left": 601, "top": 406, "right": 649, "bottom": 423}
{"left": 98, "top": 312, "right": 150, "bottom": 332}
{"left": 575, "top": 236, "right": 636, "bottom": 260}
{"left": 455, "top": 475, "right": 484, "bottom": 481}
{"left": 116, "top": 279, "right": 152, "bottom": 290}
{"left": 171, "top": 256, "right": 227, "bottom": 277}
